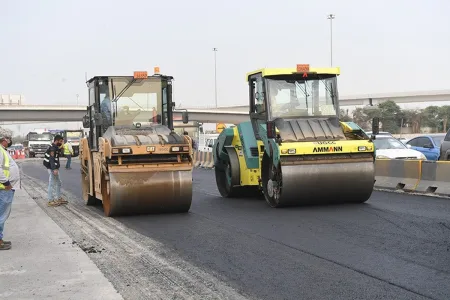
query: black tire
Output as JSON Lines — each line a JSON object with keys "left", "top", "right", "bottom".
{"left": 215, "top": 147, "right": 260, "bottom": 198}
{"left": 261, "top": 155, "right": 283, "bottom": 208}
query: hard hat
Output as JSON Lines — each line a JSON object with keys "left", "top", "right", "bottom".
{"left": 0, "top": 128, "right": 13, "bottom": 141}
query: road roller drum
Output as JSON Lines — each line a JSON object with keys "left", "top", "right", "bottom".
{"left": 104, "top": 170, "right": 192, "bottom": 216}
{"left": 261, "top": 156, "right": 375, "bottom": 207}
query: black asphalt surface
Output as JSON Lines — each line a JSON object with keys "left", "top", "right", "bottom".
{"left": 22, "top": 160, "right": 450, "bottom": 300}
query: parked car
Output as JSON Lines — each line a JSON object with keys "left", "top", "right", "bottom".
{"left": 373, "top": 135, "right": 426, "bottom": 160}
{"left": 405, "top": 134, "right": 445, "bottom": 161}
{"left": 365, "top": 131, "right": 393, "bottom": 137}
{"left": 439, "top": 129, "right": 450, "bottom": 160}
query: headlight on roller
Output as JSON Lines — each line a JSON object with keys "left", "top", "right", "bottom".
{"left": 171, "top": 146, "right": 180, "bottom": 152}
{"left": 122, "top": 148, "right": 131, "bottom": 154}
{"left": 281, "top": 149, "right": 296, "bottom": 154}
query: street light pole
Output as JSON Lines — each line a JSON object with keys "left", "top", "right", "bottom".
{"left": 327, "top": 14, "right": 335, "bottom": 66}
{"left": 213, "top": 47, "right": 218, "bottom": 108}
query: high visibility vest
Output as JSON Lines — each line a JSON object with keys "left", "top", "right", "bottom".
{"left": 0, "top": 146, "right": 10, "bottom": 190}
{"left": 63, "top": 143, "right": 71, "bottom": 155}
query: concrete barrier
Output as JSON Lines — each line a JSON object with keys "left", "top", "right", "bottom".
{"left": 414, "top": 161, "right": 450, "bottom": 196}
{"left": 374, "top": 159, "right": 422, "bottom": 191}
{"left": 193, "top": 151, "right": 214, "bottom": 169}
{"left": 374, "top": 159, "right": 450, "bottom": 198}
{"left": 193, "top": 152, "right": 450, "bottom": 198}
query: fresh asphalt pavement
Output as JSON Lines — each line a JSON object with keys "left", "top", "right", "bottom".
{"left": 21, "top": 159, "right": 450, "bottom": 300}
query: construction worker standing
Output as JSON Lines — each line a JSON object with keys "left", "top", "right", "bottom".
{"left": 0, "top": 129, "right": 20, "bottom": 250}
{"left": 43, "top": 135, "right": 67, "bottom": 207}
{"left": 63, "top": 140, "right": 73, "bottom": 169}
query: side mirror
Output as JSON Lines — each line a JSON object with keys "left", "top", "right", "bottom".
{"left": 371, "top": 117, "right": 380, "bottom": 136}
{"left": 266, "top": 121, "right": 276, "bottom": 139}
{"left": 182, "top": 111, "right": 189, "bottom": 124}
{"left": 406, "top": 144, "right": 412, "bottom": 149}
{"left": 94, "top": 113, "right": 103, "bottom": 126}
{"left": 423, "top": 143, "right": 434, "bottom": 149}
{"left": 156, "top": 115, "right": 162, "bottom": 123}
{"left": 82, "top": 115, "right": 90, "bottom": 128}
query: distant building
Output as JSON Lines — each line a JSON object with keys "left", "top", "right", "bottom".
{"left": 0, "top": 94, "right": 23, "bottom": 105}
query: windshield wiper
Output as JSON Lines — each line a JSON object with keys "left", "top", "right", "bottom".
{"left": 112, "top": 79, "right": 136, "bottom": 103}
{"left": 127, "top": 97, "right": 145, "bottom": 110}
{"left": 295, "top": 81, "right": 309, "bottom": 109}
{"left": 317, "top": 75, "right": 335, "bottom": 106}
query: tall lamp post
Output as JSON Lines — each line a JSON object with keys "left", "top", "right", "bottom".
{"left": 327, "top": 14, "right": 335, "bottom": 66}
{"left": 213, "top": 47, "right": 218, "bottom": 108}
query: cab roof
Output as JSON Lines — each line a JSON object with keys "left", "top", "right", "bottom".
{"left": 86, "top": 70, "right": 172, "bottom": 84}
{"left": 86, "top": 74, "right": 173, "bottom": 84}
{"left": 246, "top": 67, "right": 340, "bottom": 81}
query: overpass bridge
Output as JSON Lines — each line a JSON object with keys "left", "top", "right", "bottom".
{"left": 184, "top": 89, "right": 450, "bottom": 111}
{"left": 0, "top": 90, "right": 449, "bottom": 124}
{"left": 0, "top": 105, "right": 250, "bottom": 124}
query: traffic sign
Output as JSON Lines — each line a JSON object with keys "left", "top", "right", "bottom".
{"left": 216, "top": 123, "right": 226, "bottom": 133}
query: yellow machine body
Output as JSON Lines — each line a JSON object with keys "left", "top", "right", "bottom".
{"left": 213, "top": 64, "right": 377, "bottom": 207}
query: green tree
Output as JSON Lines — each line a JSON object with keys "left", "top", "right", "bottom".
{"left": 422, "top": 106, "right": 441, "bottom": 132}
{"left": 339, "top": 109, "right": 352, "bottom": 122}
{"left": 351, "top": 107, "right": 381, "bottom": 130}
{"left": 377, "top": 100, "right": 402, "bottom": 133}
{"left": 438, "top": 105, "right": 450, "bottom": 133}
{"left": 401, "top": 109, "right": 422, "bottom": 133}
{"left": 352, "top": 108, "right": 367, "bottom": 127}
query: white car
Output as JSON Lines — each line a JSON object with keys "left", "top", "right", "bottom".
{"left": 366, "top": 131, "right": 393, "bottom": 137}
{"left": 374, "top": 136, "right": 427, "bottom": 160}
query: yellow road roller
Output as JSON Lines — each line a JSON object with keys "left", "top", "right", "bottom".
{"left": 80, "top": 69, "right": 193, "bottom": 216}
{"left": 213, "top": 64, "right": 380, "bottom": 207}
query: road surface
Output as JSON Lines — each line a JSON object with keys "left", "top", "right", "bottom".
{"left": 20, "top": 159, "right": 450, "bottom": 300}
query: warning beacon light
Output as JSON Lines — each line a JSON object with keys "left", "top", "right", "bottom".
{"left": 133, "top": 71, "right": 147, "bottom": 79}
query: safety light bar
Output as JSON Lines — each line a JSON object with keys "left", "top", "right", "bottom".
{"left": 134, "top": 71, "right": 147, "bottom": 79}
{"left": 296, "top": 64, "right": 310, "bottom": 72}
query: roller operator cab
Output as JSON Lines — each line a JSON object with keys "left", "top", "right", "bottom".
{"left": 80, "top": 69, "right": 193, "bottom": 217}
{"left": 213, "top": 64, "right": 380, "bottom": 207}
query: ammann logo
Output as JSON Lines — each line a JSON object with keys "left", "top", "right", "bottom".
{"left": 313, "top": 146, "right": 343, "bottom": 153}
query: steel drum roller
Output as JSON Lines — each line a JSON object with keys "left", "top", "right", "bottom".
{"left": 273, "top": 160, "right": 375, "bottom": 207}
{"left": 105, "top": 170, "right": 192, "bottom": 216}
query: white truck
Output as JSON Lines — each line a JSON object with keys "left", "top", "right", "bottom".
{"left": 23, "top": 129, "right": 53, "bottom": 158}
{"left": 197, "top": 134, "right": 219, "bottom": 152}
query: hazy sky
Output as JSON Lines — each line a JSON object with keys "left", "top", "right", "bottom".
{"left": 1, "top": 0, "right": 449, "bottom": 134}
